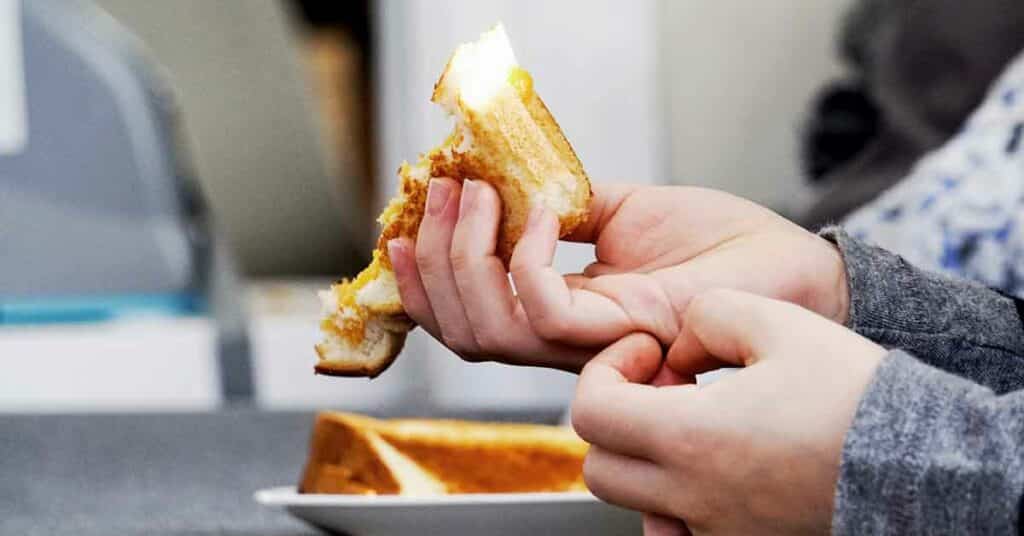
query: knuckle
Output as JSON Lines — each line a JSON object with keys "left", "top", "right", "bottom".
{"left": 686, "top": 289, "right": 717, "bottom": 315}
{"left": 470, "top": 327, "right": 504, "bottom": 354}
{"left": 440, "top": 333, "right": 467, "bottom": 354}
{"left": 414, "top": 246, "right": 440, "bottom": 272}
{"left": 448, "top": 249, "right": 471, "bottom": 273}
{"left": 532, "top": 312, "right": 570, "bottom": 341}
{"left": 569, "top": 396, "right": 598, "bottom": 441}
{"left": 581, "top": 453, "right": 606, "bottom": 496}
{"left": 442, "top": 333, "right": 489, "bottom": 363}
{"left": 667, "top": 425, "right": 702, "bottom": 462}
{"left": 684, "top": 289, "right": 727, "bottom": 326}
{"left": 581, "top": 455, "right": 602, "bottom": 487}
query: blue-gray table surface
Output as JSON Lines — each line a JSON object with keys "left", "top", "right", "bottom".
{"left": 0, "top": 409, "right": 560, "bottom": 536}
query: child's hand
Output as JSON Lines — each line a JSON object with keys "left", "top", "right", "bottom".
{"left": 572, "top": 290, "right": 885, "bottom": 534}
{"left": 389, "top": 179, "right": 850, "bottom": 371}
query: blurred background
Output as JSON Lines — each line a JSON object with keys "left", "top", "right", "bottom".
{"left": 0, "top": 0, "right": 855, "bottom": 415}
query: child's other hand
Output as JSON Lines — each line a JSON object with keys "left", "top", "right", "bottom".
{"left": 572, "top": 290, "right": 884, "bottom": 534}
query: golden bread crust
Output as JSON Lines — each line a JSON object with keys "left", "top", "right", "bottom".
{"left": 299, "top": 413, "right": 402, "bottom": 494}
{"left": 312, "top": 350, "right": 398, "bottom": 378}
{"left": 298, "top": 412, "right": 588, "bottom": 495}
{"left": 445, "top": 89, "right": 591, "bottom": 262}
{"left": 375, "top": 164, "right": 431, "bottom": 269}
{"left": 314, "top": 318, "right": 410, "bottom": 378}
{"left": 315, "top": 25, "right": 591, "bottom": 377}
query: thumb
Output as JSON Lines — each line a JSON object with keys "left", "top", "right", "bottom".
{"left": 667, "top": 289, "right": 802, "bottom": 370}
{"left": 562, "top": 184, "right": 640, "bottom": 244}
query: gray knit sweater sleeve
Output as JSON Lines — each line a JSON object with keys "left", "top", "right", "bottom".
{"left": 834, "top": 351, "right": 1024, "bottom": 534}
{"left": 819, "top": 228, "right": 1024, "bottom": 533}
{"left": 821, "top": 227, "right": 1024, "bottom": 393}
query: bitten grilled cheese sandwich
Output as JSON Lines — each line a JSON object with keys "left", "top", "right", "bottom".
{"left": 315, "top": 23, "right": 591, "bottom": 377}
{"left": 298, "top": 412, "right": 588, "bottom": 495}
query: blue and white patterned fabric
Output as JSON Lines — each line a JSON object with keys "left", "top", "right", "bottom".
{"left": 845, "top": 49, "right": 1024, "bottom": 296}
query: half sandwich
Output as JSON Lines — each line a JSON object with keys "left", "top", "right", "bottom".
{"left": 315, "top": 23, "right": 592, "bottom": 377}
{"left": 299, "top": 412, "right": 588, "bottom": 495}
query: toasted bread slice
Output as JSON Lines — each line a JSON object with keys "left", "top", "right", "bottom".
{"left": 315, "top": 23, "right": 591, "bottom": 377}
{"left": 298, "top": 412, "right": 588, "bottom": 495}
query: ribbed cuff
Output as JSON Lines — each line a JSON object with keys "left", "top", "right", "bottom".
{"left": 833, "top": 350, "right": 1024, "bottom": 534}
{"left": 818, "top": 226, "right": 1024, "bottom": 355}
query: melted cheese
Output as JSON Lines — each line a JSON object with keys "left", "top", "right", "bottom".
{"left": 325, "top": 252, "right": 386, "bottom": 345}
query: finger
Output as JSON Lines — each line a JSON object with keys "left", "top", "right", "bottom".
{"left": 582, "top": 332, "right": 664, "bottom": 384}
{"left": 664, "top": 338, "right": 725, "bottom": 378}
{"left": 655, "top": 253, "right": 787, "bottom": 376}
{"left": 671, "top": 289, "right": 791, "bottom": 369}
{"left": 422, "top": 180, "right": 596, "bottom": 370}
{"left": 581, "top": 274, "right": 681, "bottom": 344}
{"left": 584, "top": 446, "right": 676, "bottom": 517}
{"left": 510, "top": 207, "right": 636, "bottom": 345}
{"left": 563, "top": 183, "right": 641, "bottom": 243}
{"left": 564, "top": 273, "right": 589, "bottom": 290}
{"left": 648, "top": 363, "right": 694, "bottom": 387}
{"left": 395, "top": 230, "right": 591, "bottom": 370}
{"left": 388, "top": 237, "right": 441, "bottom": 337}
{"left": 499, "top": 306, "right": 598, "bottom": 372}
{"left": 582, "top": 261, "right": 624, "bottom": 278}
{"left": 415, "top": 178, "right": 479, "bottom": 355}
{"left": 573, "top": 334, "right": 689, "bottom": 460}
{"left": 449, "top": 180, "right": 519, "bottom": 351}
{"left": 643, "top": 514, "right": 691, "bottom": 536}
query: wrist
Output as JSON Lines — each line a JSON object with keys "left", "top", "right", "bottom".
{"left": 827, "top": 239, "right": 851, "bottom": 325}
{"left": 809, "top": 234, "right": 850, "bottom": 326}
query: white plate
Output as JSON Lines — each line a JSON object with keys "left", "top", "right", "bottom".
{"left": 255, "top": 486, "right": 641, "bottom": 536}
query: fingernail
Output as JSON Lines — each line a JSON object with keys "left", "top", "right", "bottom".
{"left": 387, "top": 239, "right": 403, "bottom": 264}
{"left": 458, "top": 179, "right": 478, "bottom": 222}
{"left": 426, "top": 179, "right": 452, "bottom": 216}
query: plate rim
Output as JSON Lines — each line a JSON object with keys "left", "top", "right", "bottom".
{"left": 254, "top": 486, "right": 602, "bottom": 507}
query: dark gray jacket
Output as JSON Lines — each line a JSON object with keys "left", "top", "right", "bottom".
{"left": 822, "top": 228, "right": 1024, "bottom": 534}
{"left": 802, "top": 0, "right": 1024, "bottom": 227}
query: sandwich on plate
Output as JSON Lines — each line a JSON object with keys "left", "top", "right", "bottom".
{"left": 315, "top": 23, "right": 592, "bottom": 378}
{"left": 299, "top": 412, "right": 588, "bottom": 495}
